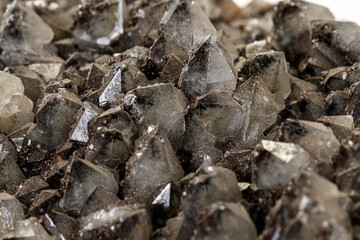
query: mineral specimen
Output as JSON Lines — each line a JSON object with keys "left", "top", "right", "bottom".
{"left": 0, "top": 0, "right": 359, "bottom": 239}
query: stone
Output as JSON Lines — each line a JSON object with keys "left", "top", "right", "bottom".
{"left": 15, "top": 176, "right": 49, "bottom": 207}
{"left": 272, "top": 0, "right": 334, "bottom": 66}
{"left": 69, "top": 102, "right": 101, "bottom": 143}
{"left": 73, "top": 0, "right": 129, "bottom": 50}
{"left": 234, "top": 78, "right": 280, "bottom": 147}
{"left": 317, "top": 115, "right": 354, "bottom": 141}
{"left": 124, "top": 83, "right": 188, "bottom": 150}
{"left": 123, "top": 127, "right": 184, "bottom": 202}
{"left": 181, "top": 166, "right": 241, "bottom": 221}
{"left": 160, "top": 0, "right": 217, "bottom": 52}
{"left": 184, "top": 92, "right": 244, "bottom": 152}
{"left": 1, "top": 218, "right": 53, "bottom": 240}
{"left": 0, "top": 71, "right": 34, "bottom": 135}
{"left": 194, "top": 201, "right": 257, "bottom": 240}
{"left": 279, "top": 119, "right": 340, "bottom": 164}
{"left": 0, "top": 193, "right": 24, "bottom": 234}
{"left": 62, "top": 158, "right": 119, "bottom": 216}
{"left": 54, "top": 38, "right": 76, "bottom": 59}
{"left": 0, "top": 134, "right": 25, "bottom": 194}
{"left": 261, "top": 171, "right": 353, "bottom": 240}
{"left": 43, "top": 211, "right": 78, "bottom": 240}
{"left": 81, "top": 186, "right": 122, "bottom": 217}
{"left": 78, "top": 206, "right": 152, "bottom": 240}
{"left": 29, "top": 92, "right": 82, "bottom": 150}
{"left": 320, "top": 64, "right": 360, "bottom": 93}
{"left": 239, "top": 51, "right": 291, "bottom": 110}
{"left": 252, "top": 140, "right": 313, "bottom": 189}
{"left": 309, "top": 20, "right": 360, "bottom": 71}
{"left": 179, "top": 35, "right": 237, "bottom": 99}
{"left": 0, "top": 0, "right": 55, "bottom": 65}
{"left": 28, "top": 63, "right": 65, "bottom": 82}
{"left": 99, "top": 62, "right": 149, "bottom": 107}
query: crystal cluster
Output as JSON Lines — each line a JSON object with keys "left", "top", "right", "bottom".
{"left": 0, "top": 0, "right": 360, "bottom": 239}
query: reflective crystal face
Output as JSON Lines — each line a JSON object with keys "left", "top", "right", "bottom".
{"left": 70, "top": 102, "right": 100, "bottom": 143}
{"left": 179, "top": 35, "right": 237, "bottom": 99}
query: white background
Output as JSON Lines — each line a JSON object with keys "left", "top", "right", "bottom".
{"left": 234, "top": 0, "right": 360, "bottom": 24}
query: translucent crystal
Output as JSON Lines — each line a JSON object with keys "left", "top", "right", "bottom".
{"left": 15, "top": 176, "right": 49, "bottom": 207}
{"left": 160, "top": 0, "right": 217, "bottom": 52}
{"left": 43, "top": 211, "right": 78, "bottom": 240}
{"left": 79, "top": 206, "right": 152, "bottom": 240}
{"left": 261, "top": 171, "right": 352, "bottom": 240}
{"left": 194, "top": 202, "right": 257, "bottom": 240}
{"left": 0, "top": 0, "right": 55, "bottom": 65}
{"left": 0, "top": 71, "right": 34, "bottom": 134}
{"left": 179, "top": 35, "right": 237, "bottom": 99}
{"left": 62, "top": 158, "right": 119, "bottom": 216}
{"left": 279, "top": 119, "right": 340, "bottom": 164}
{"left": 81, "top": 186, "right": 122, "bottom": 217}
{"left": 70, "top": 102, "right": 100, "bottom": 143}
{"left": 234, "top": 78, "right": 279, "bottom": 147}
{"left": 0, "top": 134, "right": 25, "bottom": 195}
{"left": 309, "top": 20, "right": 360, "bottom": 71}
{"left": 28, "top": 63, "right": 65, "bottom": 83}
{"left": 184, "top": 92, "right": 244, "bottom": 151}
{"left": 317, "top": 115, "right": 354, "bottom": 141}
{"left": 6, "top": 66, "right": 46, "bottom": 102}
{"left": 1, "top": 217, "right": 53, "bottom": 240}
{"left": 124, "top": 83, "right": 188, "bottom": 150}
{"left": 30, "top": 92, "right": 82, "bottom": 150}
{"left": 253, "top": 140, "right": 313, "bottom": 189}
{"left": 272, "top": 0, "right": 334, "bottom": 66}
{"left": 0, "top": 193, "right": 24, "bottom": 234}
{"left": 239, "top": 51, "right": 291, "bottom": 110}
{"left": 181, "top": 166, "right": 241, "bottom": 221}
{"left": 123, "top": 127, "right": 184, "bottom": 202}
{"left": 73, "top": 0, "right": 129, "bottom": 50}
